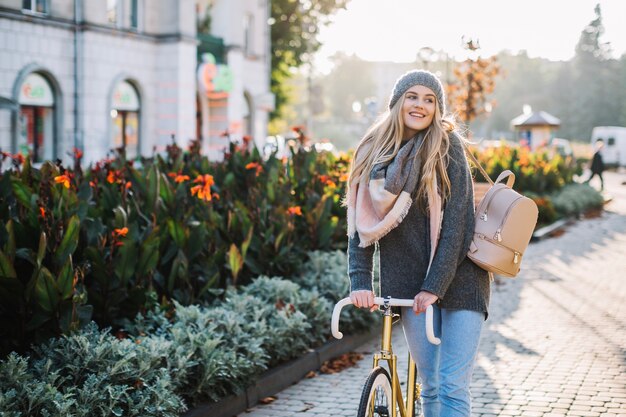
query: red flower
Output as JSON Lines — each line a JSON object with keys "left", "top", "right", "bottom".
{"left": 168, "top": 172, "right": 190, "bottom": 183}
{"left": 73, "top": 147, "right": 83, "bottom": 159}
{"left": 54, "top": 173, "right": 71, "bottom": 189}
{"left": 125, "top": 181, "right": 132, "bottom": 189}
{"left": 286, "top": 206, "right": 302, "bottom": 216}
{"left": 190, "top": 174, "right": 215, "bottom": 201}
{"left": 39, "top": 207, "right": 46, "bottom": 218}
{"left": 113, "top": 227, "right": 128, "bottom": 238}
{"left": 245, "top": 162, "right": 263, "bottom": 177}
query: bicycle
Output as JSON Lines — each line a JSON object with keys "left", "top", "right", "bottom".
{"left": 332, "top": 297, "right": 440, "bottom": 417}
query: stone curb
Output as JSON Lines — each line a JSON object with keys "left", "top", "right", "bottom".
{"left": 531, "top": 218, "right": 572, "bottom": 241}
{"left": 182, "top": 328, "right": 379, "bottom": 417}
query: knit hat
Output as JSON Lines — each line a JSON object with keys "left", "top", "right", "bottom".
{"left": 388, "top": 70, "right": 446, "bottom": 114}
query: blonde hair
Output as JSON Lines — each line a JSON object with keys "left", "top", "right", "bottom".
{"left": 346, "top": 94, "right": 457, "bottom": 209}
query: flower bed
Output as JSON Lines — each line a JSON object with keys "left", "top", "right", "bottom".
{"left": 0, "top": 140, "right": 350, "bottom": 355}
{"left": 0, "top": 251, "right": 374, "bottom": 415}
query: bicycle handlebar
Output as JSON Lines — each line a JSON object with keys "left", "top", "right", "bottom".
{"left": 331, "top": 297, "right": 441, "bottom": 345}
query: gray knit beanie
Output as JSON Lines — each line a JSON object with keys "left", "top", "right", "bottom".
{"left": 388, "top": 70, "right": 446, "bottom": 114}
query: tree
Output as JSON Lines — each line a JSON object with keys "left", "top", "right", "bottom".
{"left": 270, "top": 0, "right": 348, "bottom": 122}
{"left": 446, "top": 38, "right": 500, "bottom": 127}
{"left": 571, "top": 3, "right": 622, "bottom": 139}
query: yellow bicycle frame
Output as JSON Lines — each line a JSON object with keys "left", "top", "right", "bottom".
{"left": 370, "top": 306, "right": 421, "bottom": 417}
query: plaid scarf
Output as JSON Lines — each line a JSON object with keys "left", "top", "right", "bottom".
{"left": 347, "top": 133, "right": 442, "bottom": 262}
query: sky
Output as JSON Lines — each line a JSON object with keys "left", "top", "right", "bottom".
{"left": 312, "top": 0, "right": 626, "bottom": 74}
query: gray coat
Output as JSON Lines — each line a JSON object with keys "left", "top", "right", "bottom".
{"left": 348, "top": 133, "right": 491, "bottom": 316}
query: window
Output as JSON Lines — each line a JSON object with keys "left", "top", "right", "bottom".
{"left": 130, "top": 0, "right": 139, "bottom": 30}
{"left": 107, "top": 0, "right": 121, "bottom": 26}
{"left": 22, "top": 0, "right": 49, "bottom": 15}
{"left": 111, "top": 80, "right": 141, "bottom": 159}
{"left": 608, "top": 137, "right": 615, "bottom": 146}
{"left": 17, "top": 73, "right": 56, "bottom": 162}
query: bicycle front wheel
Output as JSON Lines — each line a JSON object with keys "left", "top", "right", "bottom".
{"left": 357, "top": 366, "right": 393, "bottom": 417}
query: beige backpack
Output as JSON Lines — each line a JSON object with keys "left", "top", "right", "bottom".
{"left": 464, "top": 148, "right": 539, "bottom": 277}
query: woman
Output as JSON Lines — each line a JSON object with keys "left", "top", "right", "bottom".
{"left": 345, "top": 70, "right": 490, "bottom": 417}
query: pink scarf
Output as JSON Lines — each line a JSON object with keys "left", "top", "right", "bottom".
{"left": 346, "top": 134, "right": 442, "bottom": 263}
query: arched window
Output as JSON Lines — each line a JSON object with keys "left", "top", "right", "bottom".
{"left": 110, "top": 80, "right": 140, "bottom": 159}
{"left": 17, "top": 73, "right": 56, "bottom": 162}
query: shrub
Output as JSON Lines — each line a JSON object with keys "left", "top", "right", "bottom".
{"left": 550, "top": 183, "right": 604, "bottom": 217}
{"left": 0, "top": 324, "right": 186, "bottom": 417}
{"left": 470, "top": 144, "right": 579, "bottom": 194}
{"left": 294, "top": 250, "right": 379, "bottom": 334}
{"left": 524, "top": 192, "right": 558, "bottom": 226}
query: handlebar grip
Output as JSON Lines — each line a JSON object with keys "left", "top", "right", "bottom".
{"left": 331, "top": 297, "right": 441, "bottom": 345}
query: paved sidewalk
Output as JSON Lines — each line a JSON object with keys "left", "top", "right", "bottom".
{"left": 240, "top": 172, "right": 626, "bottom": 417}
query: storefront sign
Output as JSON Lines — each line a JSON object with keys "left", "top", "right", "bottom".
{"left": 197, "top": 53, "right": 233, "bottom": 98}
{"left": 112, "top": 81, "right": 140, "bottom": 111}
{"left": 18, "top": 73, "right": 54, "bottom": 106}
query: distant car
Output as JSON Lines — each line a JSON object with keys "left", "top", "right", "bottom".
{"left": 591, "top": 126, "right": 626, "bottom": 166}
{"left": 550, "top": 138, "right": 573, "bottom": 158}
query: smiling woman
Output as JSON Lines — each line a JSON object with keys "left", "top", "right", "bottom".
{"left": 344, "top": 69, "right": 490, "bottom": 417}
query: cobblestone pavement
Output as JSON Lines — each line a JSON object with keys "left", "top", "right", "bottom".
{"left": 239, "top": 172, "right": 626, "bottom": 417}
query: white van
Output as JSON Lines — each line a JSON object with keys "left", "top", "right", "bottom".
{"left": 590, "top": 126, "right": 626, "bottom": 166}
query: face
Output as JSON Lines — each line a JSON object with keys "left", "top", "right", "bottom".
{"left": 401, "top": 85, "right": 436, "bottom": 140}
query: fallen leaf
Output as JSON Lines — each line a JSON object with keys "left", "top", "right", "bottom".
{"left": 320, "top": 352, "right": 364, "bottom": 374}
{"left": 259, "top": 396, "right": 277, "bottom": 404}
{"left": 305, "top": 371, "right": 317, "bottom": 378}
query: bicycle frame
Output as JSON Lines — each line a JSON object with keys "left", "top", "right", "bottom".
{"left": 332, "top": 297, "right": 440, "bottom": 417}
{"left": 374, "top": 304, "right": 415, "bottom": 417}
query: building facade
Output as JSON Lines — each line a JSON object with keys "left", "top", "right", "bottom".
{"left": 0, "top": 0, "right": 273, "bottom": 165}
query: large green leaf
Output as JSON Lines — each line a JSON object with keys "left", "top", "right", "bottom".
{"left": 159, "top": 172, "right": 174, "bottom": 207}
{"left": 167, "top": 251, "right": 188, "bottom": 293}
{"left": 4, "top": 219, "right": 16, "bottom": 261}
{"left": 137, "top": 233, "right": 160, "bottom": 276}
{"left": 146, "top": 164, "right": 160, "bottom": 211}
{"left": 113, "top": 206, "right": 127, "bottom": 229}
{"left": 36, "top": 232, "right": 47, "bottom": 268}
{"left": 57, "top": 258, "right": 74, "bottom": 299}
{"left": 167, "top": 220, "right": 186, "bottom": 248}
{"left": 11, "top": 179, "right": 32, "bottom": 208}
{"left": 241, "top": 226, "right": 254, "bottom": 259}
{"left": 0, "top": 249, "right": 17, "bottom": 279}
{"left": 55, "top": 215, "right": 80, "bottom": 265}
{"left": 227, "top": 244, "right": 243, "bottom": 285}
{"left": 34, "top": 267, "right": 59, "bottom": 312}
{"left": 114, "top": 239, "right": 138, "bottom": 283}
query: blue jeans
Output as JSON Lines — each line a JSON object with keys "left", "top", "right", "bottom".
{"left": 401, "top": 305, "right": 483, "bottom": 417}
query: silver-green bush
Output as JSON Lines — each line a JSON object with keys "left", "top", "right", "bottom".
{"left": 550, "top": 183, "right": 604, "bottom": 217}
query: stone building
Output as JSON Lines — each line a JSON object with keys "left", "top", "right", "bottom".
{"left": 0, "top": 0, "right": 273, "bottom": 165}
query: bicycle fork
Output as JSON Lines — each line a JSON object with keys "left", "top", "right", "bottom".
{"left": 371, "top": 307, "right": 420, "bottom": 417}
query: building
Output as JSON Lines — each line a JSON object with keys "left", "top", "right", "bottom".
{"left": 0, "top": 0, "right": 273, "bottom": 166}
{"left": 511, "top": 110, "right": 561, "bottom": 149}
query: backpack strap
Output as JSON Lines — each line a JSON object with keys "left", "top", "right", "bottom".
{"left": 495, "top": 170, "right": 515, "bottom": 188}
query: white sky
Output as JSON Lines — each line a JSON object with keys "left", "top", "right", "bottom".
{"left": 313, "top": 0, "right": 626, "bottom": 74}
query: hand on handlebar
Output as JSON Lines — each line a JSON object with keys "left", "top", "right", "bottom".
{"left": 413, "top": 291, "right": 438, "bottom": 315}
{"left": 350, "top": 290, "right": 378, "bottom": 312}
